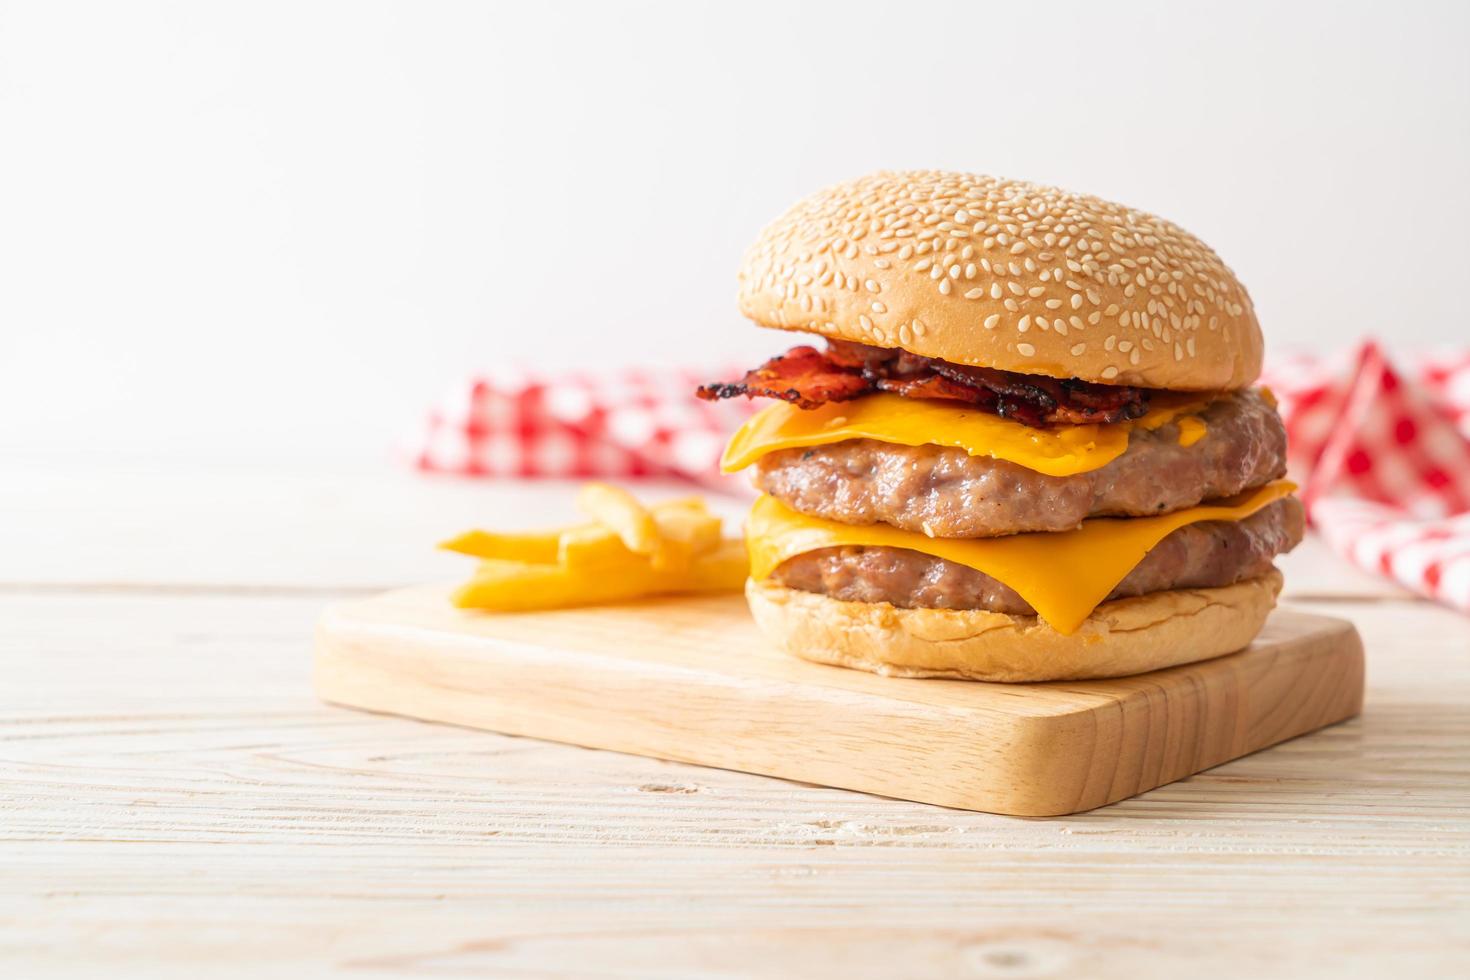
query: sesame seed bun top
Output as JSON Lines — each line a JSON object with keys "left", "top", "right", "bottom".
{"left": 737, "top": 171, "right": 1263, "bottom": 391}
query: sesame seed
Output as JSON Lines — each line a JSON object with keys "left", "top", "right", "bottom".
{"left": 939, "top": 278, "right": 952, "bottom": 295}
{"left": 738, "top": 169, "right": 1259, "bottom": 348}
{"left": 1101, "top": 366, "right": 1119, "bottom": 379}
{"left": 1018, "top": 315, "right": 1031, "bottom": 333}
{"left": 964, "top": 288, "right": 985, "bottom": 299}
{"left": 872, "top": 301, "right": 886, "bottom": 313}
{"left": 1017, "top": 343, "right": 1036, "bottom": 356}
{"left": 1070, "top": 343, "right": 1086, "bottom": 355}
{"left": 864, "top": 279, "right": 881, "bottom": 293}
{"left": 983, "top": 314, "right": 1000, "bottom": 329}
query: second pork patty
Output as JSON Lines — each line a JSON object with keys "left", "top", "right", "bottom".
{"left": 769, "top": 496, "right": 1304, "bottom": 616}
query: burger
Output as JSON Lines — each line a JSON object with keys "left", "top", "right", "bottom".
{"left": 697, "top": 171, "right": 1300, "bottom": 682}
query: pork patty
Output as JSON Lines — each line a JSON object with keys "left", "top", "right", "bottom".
{"left": 754, "top": 388, "right": 1286, "bottom": 538}
{"left": 769, "top": 497, "right": 1303, "bottom": 616}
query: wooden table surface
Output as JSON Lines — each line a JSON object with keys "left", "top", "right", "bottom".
{"left": 4, "top": 459, "right": 1468, "bottom": 978}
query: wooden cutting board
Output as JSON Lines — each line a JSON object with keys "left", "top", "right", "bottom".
{"left": 314, "top": 585, "right": 1364, "bottom": 816}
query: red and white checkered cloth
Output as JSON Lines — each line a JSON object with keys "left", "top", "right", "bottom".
{"left": 415, "top": 364, "right": 759, "bottom": 490}
{"left": 1263, "top": 341, "right": 1470, "bottom": 610}
{"left": 416, "top": 340, "right": 1470, "bottom": 613}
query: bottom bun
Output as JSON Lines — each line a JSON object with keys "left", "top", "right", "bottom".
{"left": 745, "top": 569, "right": 1283, "bottom": 683}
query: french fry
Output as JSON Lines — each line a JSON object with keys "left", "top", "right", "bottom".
{"left": 557, "top": 523, "right": 631, "bottom": 568}
{"left": 451, "top": 538, "right": 748, "bottom": 611}
{"left": 445, "top": 485, "right": 746, "bottom": 611}
{"left": 652, "top": 496, "right": 710, "bottom": 514}
{"left": 649, "top": 502, "right": 723, "bottom": 566}
{"left": 575, "top": 482, "right": 660, "bottom": 557}
{"left": 685, "top": 538, "right": 748, "bottom": 587}
{"left": 558, "top": 504, "right": 722, "bottom": 570}
{"left": 437, "top": 528, "right": 564, "bottom": 563}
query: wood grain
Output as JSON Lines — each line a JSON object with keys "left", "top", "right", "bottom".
{"left": 2, "top": 467, "right": 1467, "bottom": 978}
{"left": 314, "top": 586, "right": 1364, "bottom": 816}
{"left": 2, "top": 592, "right": 1467, "bottom": 977}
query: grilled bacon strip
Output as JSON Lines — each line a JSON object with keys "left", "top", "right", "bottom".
{"left": 695, "top": 340, "right": 1150, "bottom": 426}
{"left": 874, "top": 373, "right": 999, "bottom": 405}
{"left": 694, "top": 345, "right": 872, "bottom": 410}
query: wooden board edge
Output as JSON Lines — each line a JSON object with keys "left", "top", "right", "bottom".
{"left": 312, "top": 600, "right": 1367, "bottom": 818}
{"left": 1030, "top": 616, "right": 1366, "bottom": 814}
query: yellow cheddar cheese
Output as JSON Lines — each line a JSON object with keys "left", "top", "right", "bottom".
{"left": 1176, "top": 416, "right": 1207, "bottom": 447}
{"left": 746, "top": 481, "right": 1295, "bottom": 635}
{"left": 721, "top": 392, "right": 1212, "bottom": 477}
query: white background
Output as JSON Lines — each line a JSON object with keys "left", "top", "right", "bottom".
{"left": 2, "top": 0, "right": 1467, "bottom": 467}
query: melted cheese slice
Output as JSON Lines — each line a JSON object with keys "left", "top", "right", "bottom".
{"left": 747, "top": 480, "right": 1295, "bottom": 635}
{"left": 1176, "top": 415, "right": 1207, "bottom": 446}
{"left": 721, "top": 393, "right": 1212, "bottom": 477}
